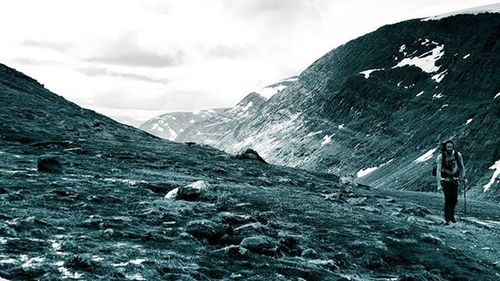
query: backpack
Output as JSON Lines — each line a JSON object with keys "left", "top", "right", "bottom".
{"left": 432, "top": 150, "right": 459, "bottom": 177}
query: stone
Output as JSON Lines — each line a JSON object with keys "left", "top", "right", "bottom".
{"left": 37, "top": 156, "right": 63, "bottom": 173}
{"left": 186, "top": 220, "right": 228, "bottom": 244}
{"left": 235, "top": 149, "right": 268, "bottom": 164}
{"left": 165, "top": 180, "right": 213, "bottom": 201}
{"left": 420, "top": 234, "right": 443, "bottom": 245}
{"left": 301, "top": 248, "right": 320, "bottom": 259}
{"left": 240, "top": 235, "right": 277, "bottom": 256}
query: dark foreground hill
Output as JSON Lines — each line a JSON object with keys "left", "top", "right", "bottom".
{"left": 176, "top": 9, "right": 500, "bottom": 202}
{"left": 1, "top": 63, "right": 499, "bottom": 280}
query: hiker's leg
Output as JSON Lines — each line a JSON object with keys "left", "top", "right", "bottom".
{"left": 450, "top": 180, "right": 459, "bottom": 221}
{"left": 442, "top": 181, "right": 452, "bottom": 222}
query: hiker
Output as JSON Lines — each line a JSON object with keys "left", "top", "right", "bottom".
{"left": 435, "top": 140, "right": 466, "bottom": 225}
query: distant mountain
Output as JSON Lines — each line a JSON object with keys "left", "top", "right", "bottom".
{"left": 141, "top": 76, "right": 298, "bottom": 142}
{"left": 176, "top": 8, "right": 500, "bottom": 201}
{"left": 176, "top": 77, "right": 298, "bottom": 147}
{"left": 139, "top": 108, "right": 228, "bottom": 140}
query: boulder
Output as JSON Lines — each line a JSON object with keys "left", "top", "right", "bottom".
{"left": 37, "top": 156, "right": 63, "bottom": 173}
{"left": 240, "top": 235, "right": 277, "bottom": 256}
{"left": 301, "top": 248, "right": 320, "bottom": 259}
{"left": 164, "top": 180, "right": 213, "bottom": 201}
{"left": 186, "top": 219, "right": 228, "bottom": 244}
{"left": 235, "top": 149, "right": 268, "bottom": 164}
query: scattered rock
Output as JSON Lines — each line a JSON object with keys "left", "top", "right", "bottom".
{"left": 235, "top": 148, "right": 268, "bottom": 164}
{"left": 65, "top": 254, "right": 104, "bottom": 273}
{"left": 420, "top": 234, "right": 443, "bottom": 245}
{"left": 406, "top": 216, "right": 417, "bottom": 224}
{"left": 214, "top": 245, "right": 249, "bottom": 259}
{"left": 185, "top": 142, "right": 196, "bottom": 146}
{"left": 186, "top": 220, "right": 228, "bottom": 244}
{"left": 401, "top": 205, "right": 431, "bottom": 217}
{"left": 240, "top": 235, "right": 277, "bottom": 256}
{"left": 278, "top": 236, "right": 301, "bottom": 256}
{"left": 7, "top": 191, "right": 25, "bottom": 201}
{"left": 301, "top": 248, "right": 320, "bottom": 259}
{"left": 217, "top": 212, "right": 256, "bottom": 226}
{"left": 37, "top": 156, "right": 63, "bottom": 173}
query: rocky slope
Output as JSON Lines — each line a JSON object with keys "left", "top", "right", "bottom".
{"left": 2, "top": 63, "right": 500, "bottom": 280}
{"left": 176, "top": 8, "right": 500, "bottom": 201}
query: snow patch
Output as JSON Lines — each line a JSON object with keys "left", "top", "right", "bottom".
{"left": 466, "top": 118, "right": 473, "bottom": 125}
{"left": 22, "top": 256, "right": 45, "bottom": 268}
{"left": 416, "top": 91, "right": 424, "bottom": 97}
{"left": 241, "top": 101, "right": 253, "bottom": 112}
{"left": 168, "top": 127, "right": 177, "bottom": 140}
{"left": 320, "top": 134, "right": 334, "bottom": 147}
{"left": 0, "top": 258, "right": 17, "bottom": 264}
{"left": 58, "top": 266, "right": 83, "bottom": 279}
{"left": 359, "top": 68, "right": 384, "bottom": 79}
{"left": 432, "top": 93, "right": 444, "bottom": 99}
{"left": 422, "top": 3, "right": 500, "bottom": 21}
{"left": 190, "top": 119, "right": 195, "bottom": 124}
{"left": 463, "top": 54, "right": 470, "bottom": 59}
{"left": 129, "top": 258, "right": 146, "bottom": 265}
{"left": 431, "top": 70, "right": 448, "bottom": 83}
{"left": 483, "top": 159, "right": 500, "bottom": 192}
{"left": 494, "top": 93, "right": 500, "bottom": 99}
{"left": 305, "top": 131, "right": 323, "bottom": 138}
{"left": 415, "top": 148, "right": 437, "bottom": 163}
{"left": 126, "top": 274, "right": 146, "bottom": 281}
{"left": 392, "top": 44, "right": 444, "bottom": 73}
{"left": 338, "top": 124, "right": 344, "bottom": 129}
{"left": 356, "top": 159, "right": 393, "bottom": 178}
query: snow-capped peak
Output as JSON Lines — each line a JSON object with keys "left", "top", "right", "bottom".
{"left": 422, "top": 3, "right": 500, "bottom": 21}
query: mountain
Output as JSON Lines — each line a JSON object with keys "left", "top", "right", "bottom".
{"left": 2, "top": 61, "right": 500, "bottom": 279}
{"left": 139, "top": 76, "right": 297, "bottom": 142}
{"left": 176, "top": 8, "right": 500, "bottom": 201}
{"left": 176, "top": 77, "right": 298, "bottom": 148}
{"left": 139, "top": 108, "right": 228, "bottom": 140}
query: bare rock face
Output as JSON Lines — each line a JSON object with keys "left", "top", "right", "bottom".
{"left": 235, "top": 149, "right": 268, "bottom": 164}
{"left": 37, "top": 156, "right": 62, "bottom": 173}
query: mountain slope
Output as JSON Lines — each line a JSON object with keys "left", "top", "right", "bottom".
{"left": 139, "top": 108, "right": 228, "bottom": 140}
{"left": 176, "top": 11, "right": 500, "bottom": 201}
{"left": 2, "top": 63, "right": 500, "bottom": 280}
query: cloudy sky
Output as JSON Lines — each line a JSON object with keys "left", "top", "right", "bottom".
{"left": 0, "top": 0, "right": 497, "bottom": 126}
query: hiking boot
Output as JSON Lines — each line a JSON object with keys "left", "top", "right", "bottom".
{"left": 442, "top": 221, "right": 450, "bottom": 226}
{"left": 450, "top": 218, "right": 457, "bottom": 223}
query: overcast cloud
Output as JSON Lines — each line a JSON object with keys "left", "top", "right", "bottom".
{"left": 0, "top": 0, "right": 497, "bottom": 125}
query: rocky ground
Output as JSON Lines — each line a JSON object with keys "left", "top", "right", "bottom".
{"left": 1, "top": 65, "right": 499, "bottom": 280}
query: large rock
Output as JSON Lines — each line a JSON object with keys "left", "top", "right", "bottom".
{"left": 240, "top": 235, "right": 277, "bottom": 256}
{"left": 37, "top": 156, "right": 63, "bottom": 173}
{"left": 165, "top": 180, "right": 213, "bottom": 201}
{"left": 235, "top": 149, "right": 268, "bottom": 164}
{"left": 185, "top": 219, "right": 228, "bottom": 244}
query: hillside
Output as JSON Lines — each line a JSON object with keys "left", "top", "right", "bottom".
{"left": 176, "top": 10, "right": 500, "bottom": 201}
{"left": 1, "top": 63, "right": 500, "bottom": 280}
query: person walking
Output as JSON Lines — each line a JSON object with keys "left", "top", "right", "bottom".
{"left": 435, "top": 140, "right": 466, "bottom": 225}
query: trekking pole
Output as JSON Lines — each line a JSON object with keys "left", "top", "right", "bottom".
{"left": 463, "top": 179, "right": 467, "bottom": 218}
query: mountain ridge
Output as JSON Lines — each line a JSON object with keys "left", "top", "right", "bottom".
{"left": 175, "top": 12, "right": 500, "bottom": 201}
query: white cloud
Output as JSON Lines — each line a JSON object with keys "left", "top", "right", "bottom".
{"left": 0, "top": 0, "right": 497, "bottom": 123}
